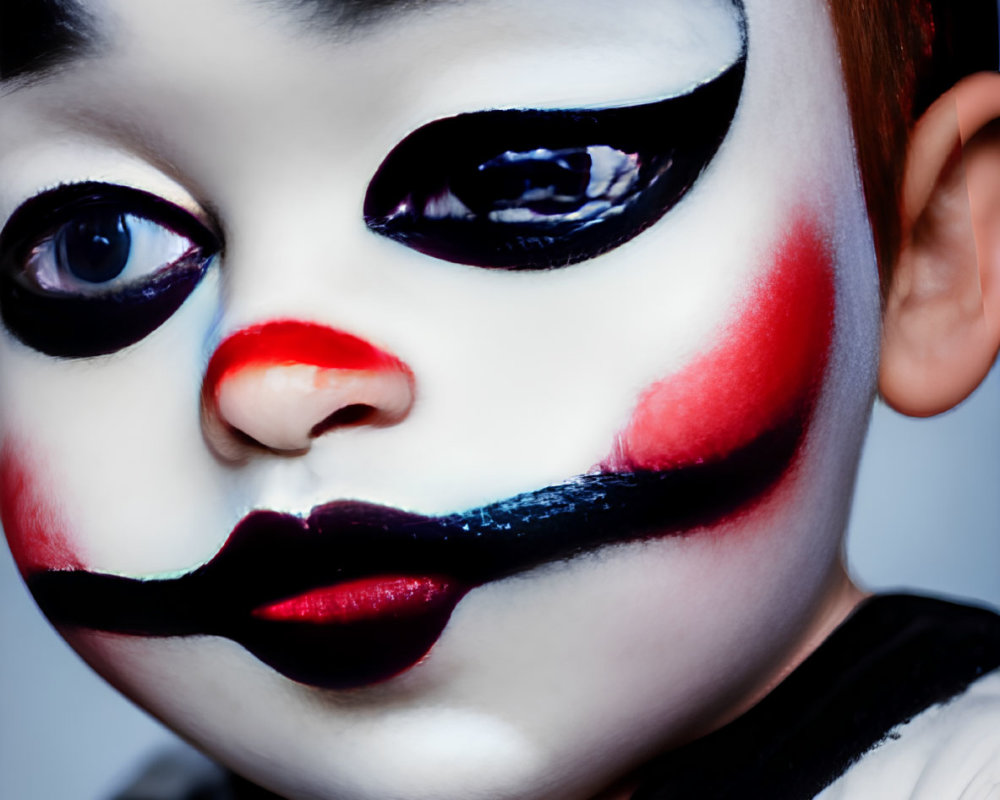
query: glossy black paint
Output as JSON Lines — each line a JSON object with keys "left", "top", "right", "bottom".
{"left": 32, "top": 410, "right": 802, "bottom": 690}
{"left": 0, "top": 263, "right": 209, "bottom": 358}
{"left": 364, "top": 58, "right": 745, "bottom": 269}
{"left": 0, "top": 182, "right": 219, "bottom": 358}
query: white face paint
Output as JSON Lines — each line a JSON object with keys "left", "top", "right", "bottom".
{"left": 0, "top": 0, "right": 881, "bottom": 798}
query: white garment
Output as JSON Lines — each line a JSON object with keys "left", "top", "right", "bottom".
{"left": 817, "top": 670, "right": 1000, "bottom": 800}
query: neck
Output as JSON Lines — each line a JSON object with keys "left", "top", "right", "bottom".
{"left": 592, "top": 565, "right": 866, "bottom": 800}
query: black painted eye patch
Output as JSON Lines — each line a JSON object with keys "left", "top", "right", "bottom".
{"left": 364, "top": 57, "right": 746, "bottom": 270}
{"left": 0, "top": 183, "right": 220, "bottom": 359}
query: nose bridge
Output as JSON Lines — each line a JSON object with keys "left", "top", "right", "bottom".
{"left": 202, "top": 320, "right": 414, "bottom": 459}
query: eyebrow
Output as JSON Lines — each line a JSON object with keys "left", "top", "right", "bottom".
{"left": 259, "top": 0, "right": 458, "bottom": 32}
{"left": 0, "top": 0, "right": 97, "bottom": 85}
{"left": 0, "top": 0, "right": 450, "bottom": 86}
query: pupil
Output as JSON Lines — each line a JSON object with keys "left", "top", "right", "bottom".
{"left": 55, "top": 210, "right": 131, "bottom": 283}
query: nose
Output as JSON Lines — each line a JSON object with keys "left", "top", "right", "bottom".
{"left": 202, "top": 320, "right": 414, "bottom": 459}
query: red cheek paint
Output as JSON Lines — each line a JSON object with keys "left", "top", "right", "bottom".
{"left": 203, "top": 320, "right": 408, "bottom": 404}
{"left": 607, "top": 217, "right": 835, "bottom": 472}
{"left": 0, "top": 441, "right": 81, "bottom": 575}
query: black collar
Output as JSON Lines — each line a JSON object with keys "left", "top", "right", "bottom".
{"left": 631, "top": 594, "right": 1000, "bottom": 800}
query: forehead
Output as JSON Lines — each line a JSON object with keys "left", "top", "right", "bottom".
{"left": 0, "top": 0, "right": 754, "bottom": 238}
{"left": 5, "top": 0, "right": 747, "bottom": 99}
{"left": 8, "top": 0, "right": 746, "bottom": 38}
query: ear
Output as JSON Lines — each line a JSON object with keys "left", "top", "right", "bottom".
{"left": 879, "top": 72, "right": 1000, "bottom": 417}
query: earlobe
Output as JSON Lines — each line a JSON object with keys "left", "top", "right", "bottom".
{"left": 880, "top": 72, "right": 1000, "bottom": 417}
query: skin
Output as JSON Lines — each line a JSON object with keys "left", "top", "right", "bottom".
{"left": 0, "top": 0, "right": 906, "bottom": 797}
{"left": 881, "top": 72, "right": 1000, "bottom": 418}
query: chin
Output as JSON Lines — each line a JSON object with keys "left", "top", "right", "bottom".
{"left": 60, "top": 433, "right": 867, "bottom": 800}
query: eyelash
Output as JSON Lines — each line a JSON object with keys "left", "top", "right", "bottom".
{"left": 0, "top": 57, "right": 743, "bottom": 357}
{"left": 0, "top": 182, "right": 220, "bottom": 359}
{"left": 364, "top": 58, "right": 746, "bottom": 270}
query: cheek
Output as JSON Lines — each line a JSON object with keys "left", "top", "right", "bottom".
{"left": 0, "top": 439, "right": 81, "bottom": 574}
{"left": 608, "top": 217, "right": 835, "bottom": 471}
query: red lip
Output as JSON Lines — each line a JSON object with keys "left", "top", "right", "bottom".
{"left": 252, "top": 575, "right": 457, "bottom": 625}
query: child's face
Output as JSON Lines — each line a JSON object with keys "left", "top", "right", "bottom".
{"left": 0, "top": 0, "right": 881, "bottom": 797}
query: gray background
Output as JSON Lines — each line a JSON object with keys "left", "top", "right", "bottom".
{"left": 2, "top": 364, "right": 999, "bottom": 800}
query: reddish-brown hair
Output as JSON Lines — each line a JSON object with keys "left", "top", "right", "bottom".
{"left": 827, "top": 0, "right": 998, "bottom": 291}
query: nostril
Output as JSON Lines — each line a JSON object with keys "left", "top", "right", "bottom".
{"left": 310, "top": 404, "right": 378, "bottom": 437}
{"left": 201, "top": 321, "right": 416, "bottom": 459}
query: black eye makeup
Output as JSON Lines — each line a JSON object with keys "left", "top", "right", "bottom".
{"left": 364, "top": 56, "right": 745, "bottom": 270}
{"left": 0, "top": 182, "right": 221, "bottom": 358}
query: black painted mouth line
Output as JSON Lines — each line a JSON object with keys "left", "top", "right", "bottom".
{"left": 29, "top": 414, "right": 803, "bottom": 689}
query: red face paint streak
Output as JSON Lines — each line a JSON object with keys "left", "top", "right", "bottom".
{"left": 253, "top": 575, "right": 455, "bottom": 625}
{"left": 0, "top": 441, "right": 81, "bottom": 575}
{"left": 607, "top": 217, "right": 835, "bottom": 472}
{"left": 203, "top": 320, "right": 408, "bottom": 404}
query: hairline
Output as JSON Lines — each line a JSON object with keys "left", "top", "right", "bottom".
{"left": 256, "top": 0, "right": 461, "bottom": 32}
{"left": 2, "top": 0, "right": 472, "bottom": 91}
{"left": 0, "top": 0, "right": 101, "bottom": 88}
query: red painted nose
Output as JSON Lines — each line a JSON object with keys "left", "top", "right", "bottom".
{"left": 202, "top": 320, "right": 414, "bottom": 458}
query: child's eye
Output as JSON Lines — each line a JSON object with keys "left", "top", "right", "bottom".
{"left": 0, "top": 182, "right": 220, "bottom": 358}
{"left": 364, "top": 58, "right": 745, "bottom": 270}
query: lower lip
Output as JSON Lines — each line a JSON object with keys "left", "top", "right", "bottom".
{"left": 240, "top": 574, "right": 469, "bottom": 689}
{"left": 252, "top": 575, "right": 455, "bottom": 625}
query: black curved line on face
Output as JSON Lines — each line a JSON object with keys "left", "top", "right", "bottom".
{"left": 364, "top": 51, "right": 746, "bottom": 269}
{"left": 30, "top": 410, "right": 801, "bottom": 690}
{"left": 26, "top": 2, "right": 760, "bottom": 690}
{"left": 0, "top": 183, "right": 219, "bottom": 358}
